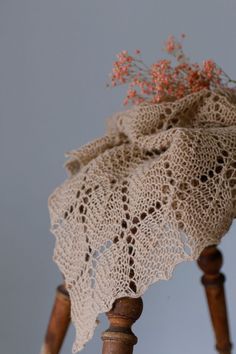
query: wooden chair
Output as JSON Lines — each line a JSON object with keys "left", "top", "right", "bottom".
{"left": 41, "top": 245, "right": 232, "bottom": 354}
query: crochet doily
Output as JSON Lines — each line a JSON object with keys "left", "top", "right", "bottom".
{"left": 48, "top": 89, "right": 236, "bottom": 353}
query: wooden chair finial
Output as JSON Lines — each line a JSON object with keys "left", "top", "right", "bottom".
{"left": 197, "top": 245, "right": 232, "bottom": 354}
{"left": 101, "top": 296, "right": 143, "bottom": 354}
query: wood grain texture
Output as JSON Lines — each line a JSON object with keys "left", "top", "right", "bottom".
{"left": 197, "top": 246, "right": 232, "bottom": 354}
{"left": 101, "top": 297, "right": 143, "bottom": 354}
{"left": 41, "top": 285, "right": 71, "bottom": 354}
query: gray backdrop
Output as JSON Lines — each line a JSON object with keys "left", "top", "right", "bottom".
{"left": 1, "top": 1, "right": 236, "bottom": 353}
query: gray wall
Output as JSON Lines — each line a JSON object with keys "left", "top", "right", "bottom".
{"left": 1, "top": 1, "right": 236, "bottom": 353}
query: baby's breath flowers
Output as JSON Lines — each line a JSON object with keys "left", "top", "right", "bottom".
{"left": 108, "top": 34, "right": 236, "bottom": 106}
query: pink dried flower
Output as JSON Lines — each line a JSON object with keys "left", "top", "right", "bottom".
{"left": 108, "top": 35, "right": 236, "bottom": 106}
{"left": 165, "top": 35, "right": 176, "bottom": 54}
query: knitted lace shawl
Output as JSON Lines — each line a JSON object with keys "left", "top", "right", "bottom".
{"left": 48, "top": 89, "right": 236, "bottom": 353}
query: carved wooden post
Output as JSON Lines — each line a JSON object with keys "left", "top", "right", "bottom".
{"left": 101, "top": 297, "right": 143, "bottom": 354}
{"left": 41, "top": 284, "right": 71, "bottom": 354}
{"left": 197, "top": 246, "right": 232, "bottom": 354}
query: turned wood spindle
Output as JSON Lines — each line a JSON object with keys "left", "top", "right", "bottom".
{"left": 41, "top": 284, "right": 71, "bottom": 354}
{"left": 101, "top": 296, "right": 143, "bottom": 354}
{"left": 197, "top": 246, "right": 232, "bottom": 354}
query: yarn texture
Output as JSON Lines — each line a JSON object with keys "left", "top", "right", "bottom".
{"left": 48, "top": 89, "right": 236, "bottom": 353}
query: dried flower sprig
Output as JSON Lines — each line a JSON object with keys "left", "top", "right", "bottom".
{"left": 108, "top": 34, "right": 236, "bottom": 106}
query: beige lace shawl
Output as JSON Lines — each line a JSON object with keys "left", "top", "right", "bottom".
{"left": 48, "top": 89, "right": 236, "bottom": 353}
